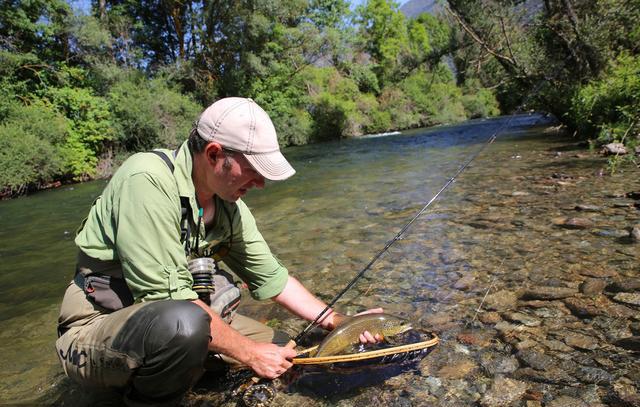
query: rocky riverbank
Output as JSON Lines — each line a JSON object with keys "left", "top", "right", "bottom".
{"left": 407, "top": 139, "right": 640, "bottom": 407}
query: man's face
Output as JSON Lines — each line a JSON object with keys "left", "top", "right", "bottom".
{"left": 216, "top": 150, "right": 265, "bottom": 202}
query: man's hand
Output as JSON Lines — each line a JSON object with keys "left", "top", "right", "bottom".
{"left": 329, "top": 308, "right": 385, "bottom": 344}
{"left": 246, "top": 342, "right": 297, "bottom": 379}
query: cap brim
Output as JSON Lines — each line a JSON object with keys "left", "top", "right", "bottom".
{"left": 244, "top": 151, "right": 296, "bottom": 181}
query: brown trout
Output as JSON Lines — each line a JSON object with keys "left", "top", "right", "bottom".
{"left": 314, "top": 313, "right": 412, "bottom": 357}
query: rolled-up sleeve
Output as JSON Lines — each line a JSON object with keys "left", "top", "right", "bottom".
{"left": 221, "top": 200, "right": 289, "bottom": 300}
{"left": 112, "top": 172, "right": 198, "bottom": 302}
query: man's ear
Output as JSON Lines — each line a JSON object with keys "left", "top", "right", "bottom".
{"left": 204, "top": 142, "right": 223, "bottom": 164}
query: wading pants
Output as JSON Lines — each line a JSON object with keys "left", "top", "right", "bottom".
{"left": 56, "top": 281, "right": 288, "bottom": 406}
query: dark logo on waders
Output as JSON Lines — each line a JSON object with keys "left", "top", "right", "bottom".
{"left": 59, "top": 343, "right": 87, "bottom": 368}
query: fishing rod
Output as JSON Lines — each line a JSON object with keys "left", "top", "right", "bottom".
{"left": 293, "top": 126, "right": 503, "bottom": 344}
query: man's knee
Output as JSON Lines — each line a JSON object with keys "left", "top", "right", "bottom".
{"left": 112, "top": 300, "right": 211, "bottom": 358}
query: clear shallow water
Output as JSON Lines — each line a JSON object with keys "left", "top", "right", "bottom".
{"left": 1, "top": 114, "right": 638, "bottom": 405}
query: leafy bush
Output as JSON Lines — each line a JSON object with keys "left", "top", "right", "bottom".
{"left": 0, "top": 123, "right": 62, "bottom": 195}
{"left": 400, "top": 67, "right": 467, "bottom": 126}
{"left": 44, "top": 86, "right": 114, "bottom": 178}
{"left": 108, "top": 77, "right": 202, "bottom": 151}
{"left": 571, "top": 53, "right": 640, "bottom": 145}
{"left": 462, "top": 82, "right": 501, "bottom": 119}
{"left": 310, "top": 92, "right": 357, "bottom": 141}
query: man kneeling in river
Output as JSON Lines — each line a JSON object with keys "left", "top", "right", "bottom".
{"left": 55, "top": 97, "right": 381, "bottom": 405}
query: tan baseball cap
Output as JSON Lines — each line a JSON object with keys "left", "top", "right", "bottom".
{"left": 196, "top": 97, "right": 296, "bottom": 181}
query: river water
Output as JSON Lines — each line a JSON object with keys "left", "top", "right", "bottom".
{"left": 0, "top": 114, "right": 638, "bottom": 406}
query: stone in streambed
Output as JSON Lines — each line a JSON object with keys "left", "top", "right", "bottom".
{"left": 453, "top": 274, "right": 475, "bottom": 291}
{"left": 478, "top": 312, "right": 502, "bottom": 324}
{"left": 573, "top": 365, "right": 614, "bottom": 384}
{"left": 574, "top": 204, "right": 602, "bottom": 212}
{"left": 457, "top": 332, "right": 492, "bottom": 347}
{"left": 609, "top": 378, "right": 640, "bottom": 406}
{"left": 521, "top": 286, "right": 577, "bottom": 300}
{"left": 479, "top": 352, "right": 520, "bottom": 375}
{"left": 632, "top": 224, "right": 640, "bottom": 242}
{"left": 484, "top": 290, "right": 518, "bottom": 311}
{"left": 613, "top": 336, "right": 640, "bottom": 352}
{"left": 480, "top": 376, "right": 527, "bottom": 407}
{"left": 564, "top": 296, "right": 637, "bottom": 319}
{"left": 575, "top": 204, "right": 602, "bottom": 212}
{"left": 516, "top": 349, "right": 554, "bottom": 370}
{"left": 546, "top": 396, "right": 589, "bottom": 407}
{"left": 514, "top": 367, "right": 575, "bottom": 385}
{"left": 503, "top": 312, "right": 541, "bottom": 327}
{"left": 608, "top": 278, "right": 640, "bottom": 292}
{"left": 580, "top": 278, "right": 607, "bottom": 296}
{"left": 553, "top": 217, "right": 594, "bottom": 229}
{"left": 592, "top": 228, "right": 631, "bottom": 238}
{"left": 613, "top": 292, "right": 640, "bottom": 306}
{"left": 578, "top": 267, "right": 618, "bottom": 278}
{"left": 437, "top": 358, "right": 477, "bottom": 379}
{"left": 562, "top": 331, "right": 600, "bottom": 350}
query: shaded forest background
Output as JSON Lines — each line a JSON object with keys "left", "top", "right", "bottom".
{"left": 1, "top": 0, "right": 638, "bottom": 197}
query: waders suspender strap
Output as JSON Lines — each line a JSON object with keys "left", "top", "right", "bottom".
{"left": 149, "top": 150, "right": 235, "bottom": 258}
{"left": 149, "top": 150, "right": 193, "bottom": 256}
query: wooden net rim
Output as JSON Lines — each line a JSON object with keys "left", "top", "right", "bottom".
{"left": 292, "top": 334, "right": 439, "bottom": 365}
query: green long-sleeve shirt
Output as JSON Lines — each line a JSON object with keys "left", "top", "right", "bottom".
{"left": 75, "top": 141, "right": 288, "bottom": 302}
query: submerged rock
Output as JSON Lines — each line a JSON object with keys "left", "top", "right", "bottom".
{"left": 613, "top": 336, "right": 640, "bottom": 352}
{"left": 579, "top": 279, "right": 607, "bottom": 296}
{"left": 479, "top": 352, "right": 520, "bottom": 375}
{"left": 521, "top": 287, "right": 577, "bottom": 300}
{"left": 553, "top": 217, "right": 593, "bottom": 229}
{"left": 484, "top": 290, "right": 518, "bottom": 311}
{"left": 613, "top": 292, "right": 640, "bottom": 306}
{"left": 480, "top": 376, "right": 527, "bottom": 407}
{"left": 608, "top": 278, "right": 640, "bottom": 292}
{"left": 562, "top": 332, "right": 600, "bottom": 350}
{"left": 503, "top": 312, "right": 541, "bottom": 327}
{"left": 546, "top": 395, "right": 590, "bottom": 407}
{"left": 575, "top": 204, "right": 602, "bottom": 212}
{"left": 565, "top": 296, "right": 637, "bottom": 319}
{"left": 516, "top": 349, "right": 554, "bottom": 370}
{"left": 608, "top": 378, "right": 640, "bottom": 406}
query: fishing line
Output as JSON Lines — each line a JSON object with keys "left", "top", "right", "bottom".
{"left": 464, "top": 257, "right": 506, "bottom": 330}
{"left": 294, "top": 73, "right": 554, "bottom": 345}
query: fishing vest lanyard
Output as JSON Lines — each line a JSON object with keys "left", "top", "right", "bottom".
{"left": 149, "top": 150, "right": 233, "bottom": 258}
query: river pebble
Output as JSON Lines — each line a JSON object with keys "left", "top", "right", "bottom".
{"left": 613, "top": 336, "right": 640, "bottom": 352}
{"left": 575, "top": 204, "right": 602, "bottom": 211}
{"left": 608, "top": 278, "right": 640, "bottom": 292}
{"left": 561, "top": 331, "right": 600, "bottom": 350}
{"left": 546, "top": 395, "right": 590, "bottom": 407}
{"left": 477, "top": 311, "right": 502, "bottom": 324}
{"left": 521, "top": 286, "right": 577, "bottom": 300}
{"left": 484, "top": 290, "right": 518, "bottom": 311}
{"left": 579, "top": 278, "right": 607, "bottom": 296}
{"left": 503, "top": 312, "right": 541, "bottom": 327}
{"left": 609, "top": 378, "right": 640, "bottom": 406}
{"left": 479, "top": 352, "right": 520, "bottom": 375}
{"left": 480, "top": 376, "right": 527, "bottom": 407}
{"left": 516, "top": 349, "right": 554, "bottom": 370}
{"left": 613, "top": 292, "right": 640, "bottom": 306}
{"left": 553, "top": 217, "right": 594, "bottom": 229}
